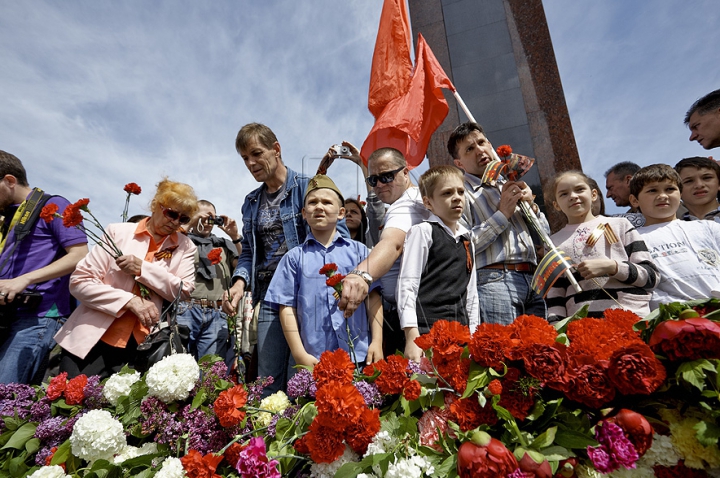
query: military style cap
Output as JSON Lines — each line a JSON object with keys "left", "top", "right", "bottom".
{"left": 304, "top": 174, "right": 345, "bottom": 204}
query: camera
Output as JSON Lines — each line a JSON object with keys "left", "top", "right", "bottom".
{"left": 330, "top": 144, "right": 351, "bottom": 157}
{"left": 206, "top": 216, "right": 225, "bottom": 227}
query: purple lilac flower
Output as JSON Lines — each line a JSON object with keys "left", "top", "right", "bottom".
{"left": 406, "top": 360, "right": 426, "bottom": 375}
{"left": 267, "top": 405, "right": 299, "bottom": 438}
{"left": 247, "top": 376, "right": 274, "bottom": 404}
{"left": 194, "top": 360, "right": 230, "bottom": 401}
{"left": 140, "top": 396, "right": 184, "bottom": 448}
{"left": 181, "top": 405, "right": 228, "bottom": 454}
{"left": 82, "top": 375, "right": 104, "bottom": 409}
{"left": 35, "top": 446, "right": 55, "bottom": 466}
{"left": 0, "top": 383, "right": 37, "bottom": 420}
{"left": 286, "top": 369, "right": 316, "bottom": 399}
{"left": 29, "top": 397, "right": 52, "bottom": 422}
{"left": 587, "top": 421, "right": 639, "bottom": 474}
{"left": 236, "top": 437, "right": 280, "bottom": 478}
{"left": 354, "top": 381, "right": 383, "bottom": 407}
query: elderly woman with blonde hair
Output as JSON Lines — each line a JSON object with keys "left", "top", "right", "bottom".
{"left": 55, "top": 178, "right": 199, "bottom": 378}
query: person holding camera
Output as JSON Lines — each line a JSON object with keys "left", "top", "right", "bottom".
{"left": 177, "top": 200, "right": 241, "bottom": 363}
{"left": 0, "top": 151, "right": 88, "bottom": 384}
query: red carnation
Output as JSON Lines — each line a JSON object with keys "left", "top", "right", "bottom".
{"left": 367, "top": 355, "right": 411, "bottom": 395}
{"left": 304, "top": 421, "right": 345, "bottom": 463}
{"left": 402, "top": 379, "right": 422, "bottom": 401}
{"left": 498, "top": 368, "right": 536, "bottom": 421}
{"left": 418, "top": 407, "right": 451, "bottom": 451}
{"left": 46, "top": 372, "right": 68, "bottom": 400}
{"left": 563, "top": 354, "right": 616, "bottom": 409}
{"left": 64, "top": 374, "right": 87, "bottom": 405}
{"left": 123, "top": 182, "right": 142, "bottom": 195}
{"left": 487, "top": 379, "right": 502, "bottom": 395}
{"left": 449, "top": 396, "right": 498, "bottom": 431}
{"left": 319, "top": 263, "right": 338, "bottom": 275}
{"left": 345, "top": 407, "right": 381, "bottom": 455}
{"left": 522, "top": 342, "right": 568, "bottom": 389}
{"left": 213, "top": 385, "right": 248, "bottom": 427}
{"left": 325, "top": 274, "right": 344, "bottom": 288}
{"left": 73, "top": 198, "right": 90, "bottom": 211}
{"left": 61, "top": 204, "right": 84, "bottom": 228}
{"left": 40, "top": 203, "right": 59, "bottom": 223}
{"left": 222, "top": 442, "right": 245, "bottom": 468}
{"left": 207, "top": 247, "right": 223, "bottom": 266}
{"left": 649, "top": 317, "right": 720, "bottom": 361}
{"left": 607, "top": 342, "right": 666, "bottom": 395}
{"left": 457, "top": 433, "right": 518, "bottom": 478}
{"left": 314, "top": 382, "right": 366, "bottom": 432}
{"left": 496, "top": 145, "right": 513, "bottom": 158}
{"left": 469, "top": 323, "right": 513, "bottom": 370}
{"left": 313, "top": 349, "right": 355, "bottom": 388}
{"left": 180, "top": 449, "right": 223, "bottom": 478}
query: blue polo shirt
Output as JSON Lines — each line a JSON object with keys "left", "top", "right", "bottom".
{"left": 264, "top": 232, "right": 379, "bottom": 362}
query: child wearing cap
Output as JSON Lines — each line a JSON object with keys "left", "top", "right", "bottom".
{"left": 264, "top": 174, "right": 383, "bottom": 369}
{"left": 396, "top": 165, "right": 479, "bottom": 362}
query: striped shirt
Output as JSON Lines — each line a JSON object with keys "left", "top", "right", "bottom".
{"left": 460, "top": 172, "right": 549, "bottom": 268}
{"left": 547, "top": 216, "right": 659, "bottom": 320}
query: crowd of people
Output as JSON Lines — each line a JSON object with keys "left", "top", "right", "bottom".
{"left": 1, "top": 88, "right": 719, "bottom": 399}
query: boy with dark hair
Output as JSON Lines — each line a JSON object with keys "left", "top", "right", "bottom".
{"left": 675, "top": 156, "right": 720, "bottom": 222}
{"left": 630, "top": 164, "right": 720, "bottom": 308}
{"left": 397, "top": 165, "right": 478, "bottom": 362}
{"left": 264, "top": 174, "right": 383, "bottom": 369}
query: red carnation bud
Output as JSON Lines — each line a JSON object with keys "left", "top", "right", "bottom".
{"left": 517, "top": 448, "right": 553, "bottom": 478}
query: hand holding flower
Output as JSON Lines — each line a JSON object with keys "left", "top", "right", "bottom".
{"left": 116, "top": 255, "right": 143, "bottom": 276}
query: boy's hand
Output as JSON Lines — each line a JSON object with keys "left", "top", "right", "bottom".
{"left": 403, "top": 327, "right": 423, "bottom": 363}
{"left": 294, "top": 351, "right": 319, "bottom": 368}
{"left": 576, "top": 259, "right": 618, "bottom": 279}
{"left": 366, "top": 341, "right": 383, "bottom": 364}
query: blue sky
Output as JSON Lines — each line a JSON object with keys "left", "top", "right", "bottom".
{"left": 0, "top": 0, "right": 718, "bottom": 231}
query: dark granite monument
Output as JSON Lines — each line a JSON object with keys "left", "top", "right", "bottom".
{"left": 408, "top": 0, "right": 581, "bottom": 230}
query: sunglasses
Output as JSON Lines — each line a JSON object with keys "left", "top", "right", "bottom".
{"left": 366, "top": 166, "right": 405, "bottom": 187}
{"left": 160, "top": 205, "right": 191, "bottom": 225}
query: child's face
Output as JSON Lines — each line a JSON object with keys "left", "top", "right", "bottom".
{"left": 423, "top": 175, "right": 465, "bottom": 226}
{"left": 302, "top": 189, "right": 344, "bottom": 232}
{"left": 678, "top": 166, "right": 720, "bottom": 209}
{"left": 553, "top": 174, "right": 597, "bottom": 224}
{"left": 629, "top": 179, "right": 681, "bottom": 226}
{"left": 344, "top": 202, "right": 362, "bottom": 231}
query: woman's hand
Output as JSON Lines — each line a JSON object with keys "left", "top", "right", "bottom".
{"left": 116, "top": 255, "right": 143, "bottom": 276}
{"left": 576, "top": 259, "right": 618, "bottom": 279}
{"left": 124, "top": 296, "right": 160, "bottom": 328}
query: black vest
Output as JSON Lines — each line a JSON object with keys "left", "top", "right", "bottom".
{"left": 415, "top": 222, "right": 473, "bottom": 332}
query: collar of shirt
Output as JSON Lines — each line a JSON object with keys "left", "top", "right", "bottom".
{"left": 303, "top": 230, "right": 348, "bottom": 249}
{"left": 425, "top": 213, "right": 471, "bottom": 241}
{"left": 134, "top": 217, "right": 181, "bottom": 249}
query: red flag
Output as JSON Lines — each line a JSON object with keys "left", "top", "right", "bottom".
{"left": 368, "top": 0, "right": 413, "bottom": 120}
{"left": 361, "top": 34, "right": 455, "bottom": 169}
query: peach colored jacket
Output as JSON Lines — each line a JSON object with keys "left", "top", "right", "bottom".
{"left": 55, "top": 222, "right": 196, "bottom": 359}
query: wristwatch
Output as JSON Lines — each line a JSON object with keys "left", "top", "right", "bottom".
{"left": 349, "top": 269, "right": 373, "bottom": 286}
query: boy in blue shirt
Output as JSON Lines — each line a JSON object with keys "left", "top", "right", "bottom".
{"left": 265, "top": 174, "right": 383, "bottom": 368}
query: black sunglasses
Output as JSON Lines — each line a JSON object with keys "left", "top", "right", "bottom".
{"left": 160, "top": 205, "right": 191, "bottom": 225}
{"left": 366, "top": 166, "right": 405, "bottom": 187}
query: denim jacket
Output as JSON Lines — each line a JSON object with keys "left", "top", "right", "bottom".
{"left": 232, "top": 167, "right": 348, "bottom": 294}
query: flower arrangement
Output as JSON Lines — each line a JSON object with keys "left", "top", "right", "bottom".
{"left": 3, "top": 301, "right": 720, "bottom": 477}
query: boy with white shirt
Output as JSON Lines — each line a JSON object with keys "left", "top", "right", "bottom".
{"left": 397, "top": 166, "right": 479, "bottom": 362}
{"left": 629, "top": 164, "right": 720, "bottom": 308}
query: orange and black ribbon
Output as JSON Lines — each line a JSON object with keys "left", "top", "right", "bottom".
{"left": 585, "top": 223, "right": 619, "bottom": 247}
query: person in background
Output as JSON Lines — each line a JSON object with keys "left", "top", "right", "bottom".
{"left": 686, "top": 89, "right": 720, "bottom": 150}
{"left": 604, "top": 162, "right": 641, "bottom": 211}
{"left": 177, "top": 200, "right": 241, "bottom": 364}
{"left": 55, "top": 178, "right": 197, "bottom": 378}
{"left": 344, "top": 198, "right": 370, "bottom": 246}
{"left": 0, "top": 150, "right": 88, "bottom": 384}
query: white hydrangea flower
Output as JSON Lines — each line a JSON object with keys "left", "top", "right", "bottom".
{"left": 364, "top": 431, "right": 397, "bottom": 457}
{"left": 385, "top": 456, "right": 428, "bottom": 478}
{"left": 640, "top": 433, "right": 681, "bottom": 468}
{"left": 309, "top": 445, "right": 359, "bottom": 478}
{"left": 256, "top": 390, "right": 291, "bottom": 427}
{"left": 357, "top": 474, "right": 378, "bottom": 478}
{"left": 103, "top": 370, "right": 141, "bottom": 406}
{"left": 155, "top": 457, "right": 187, "bottom": 478}
{"left": 28, "top": 465, "right": 70, "bottom": 478}
{"left": 113, "top": 442, "right": 158, "bottom": 464}
{"left": 146, "top": 353, "right": 200, "bottom": 403}
{"left": 70, "top": 410, "right": 126, "bottom": 462}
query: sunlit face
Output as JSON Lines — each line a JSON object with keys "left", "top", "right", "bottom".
{"left": 453, "top": 130, "right": 494, "bottom": 177}
{"left": 368, "top": 154, "right": 408, "bottom": 205}
{"left": 149, "top": 202, "right": 192, "bottom": 237}
{"left": 629, "top": 179, "right": 681, "bottom": 226}
{"left": 605, "top": 172, "right": 632, "bottom": 208}
{"left": 344, "top": 201, "right": 363, "bottom": 232}
{"left": 302, "top": 188, "right": 345, "bottom": 233}
{"left": 553, "top": 174, "right": 598, "bottom": 224}
{"left": 688, "top": 109, "right": 720, "bottom": 150}
{"left": 678, "top": 166, "right": 720, "bottom": 209}
{"left": 190, "top": 203, "right": 216, "bottom": 237}
{"left": 238, "top": 137, "right": 282, "bottom": 184}
{"left": 423, "top": 175, "right": 465, "bottom": 227}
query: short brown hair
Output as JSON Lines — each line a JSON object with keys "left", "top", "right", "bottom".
{"left": 674, "top": 156, "right": 720, "bottom": 183}
{"left": 629, "top": 164, "right": 681, "bottom": 197}
{"left": 447, "top": 122, "right": 485, "bottom": 159}
{"left": 150, "top": 178, "right": 199, "bottom": 218}
{"left": 419, "top": 165, "right": 464, "bottom": 198}
{"left": 367, "top": 147, "right": 407, "bottom": 169}
{"left": 0, "top": 150, "right": 29, "bottom": 187}
{"left": 235, "top": 123, "right": 279, "bottom": 154}
{"left": 685, "top": 89, "right": 720, "bottom": 125}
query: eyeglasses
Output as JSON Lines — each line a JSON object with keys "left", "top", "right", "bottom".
{"left": 160, "top": 205, "right": 191, "bottom": 225}
{"left": 366, "top": 166, "right": 405, "bottom": 187}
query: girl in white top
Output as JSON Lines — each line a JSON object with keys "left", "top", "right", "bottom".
{"left": 546, "top": 171, "right": 658, "bottom": 320}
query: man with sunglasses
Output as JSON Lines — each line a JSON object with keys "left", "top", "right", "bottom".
{"left": 339, "top": 147, "right": 430, "bottom": 357}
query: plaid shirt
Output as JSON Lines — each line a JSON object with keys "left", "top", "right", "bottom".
{"left": 459, "top": 172, "right": 549, "bottom": 269}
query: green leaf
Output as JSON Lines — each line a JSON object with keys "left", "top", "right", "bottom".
{"left": 1, "top": 423, "right": 36, "bottom": 450}
{"left": 694, "top": 420, "right": 720, "bottom": 447}
{"left": 461, "top": 362, "right": 489, "bottom": 399}
{"left": 192, "top": 388, "right": 207, "bottom": 409}
{"left": 530, "top": 426, "right": 557, "bottom": 449}
{"left": 540, "top": 445, "right": 574, "bottom": 461}
{"left": 49, "top": 440, "right": 71, "bottom": 467}
{"left": 24, "top": 438, "right": 40, "bottom": 455}
{"left": 554, "top": 429, "right": 597, "bottom": 449}
{"left": 432, "top": 455, "right": 457, "bottom": 478}
{"left": 8, "top": 455, "right": 28, "bottom": 478}
{"left": 335, "top": 462, "right": 364, "bottom": 478}
{"left": 677, "top": 359, "right": 716, "bottom": 391}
